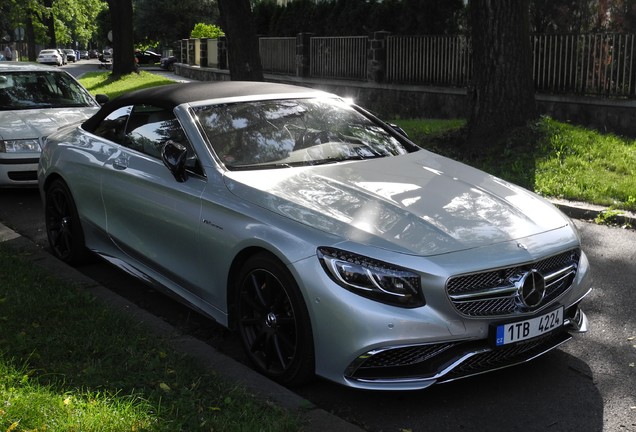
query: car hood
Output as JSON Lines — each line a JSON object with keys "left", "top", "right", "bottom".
{"left": 0, "top": 107, "right": 98, "bottom": 141}
{"left": 223, "top": 151, "right": 570, "bottom": 256}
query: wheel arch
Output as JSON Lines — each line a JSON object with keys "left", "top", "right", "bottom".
{"left": 41, "top": 172, "right": 66, "bottom": 193}
{"left": 226, "top": 246, "right": 281, "bottom": 330}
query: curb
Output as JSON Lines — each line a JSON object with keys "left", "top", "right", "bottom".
{"left": 551, "top": 199, "right": 636, "bottom": 228}
{"left": 0, "top": 225, "right": 363, "bottom": 432}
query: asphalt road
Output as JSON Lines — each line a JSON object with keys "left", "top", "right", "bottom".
{"left": 2, "top": 61, "right": 635, "bottom": 431}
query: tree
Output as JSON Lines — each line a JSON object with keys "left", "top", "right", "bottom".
{"left": 133, "top": 0, "right": 219, "bottom": 49}
{"left": 529, "top": 0, "right": 598, "bottom": 33}
{"left": 466, "top": 0, "right": 537, "bottom": 145}
{"left": 217, "top": 0, "right": 263, "bottom": 81}
{"left": 3, "top": 0, "right": 105, "bottom": 61}
{"left": 106, "top": 0, "right": 136, "bottom": 76}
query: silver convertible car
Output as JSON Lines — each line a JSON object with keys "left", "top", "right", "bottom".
{"left": 0, "top": 62, "right": 103, "bottom": 187}
{"left": 38, "top": 81, "right": 591, "bottom": 390}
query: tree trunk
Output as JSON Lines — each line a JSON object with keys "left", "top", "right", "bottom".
{"left": 26, "top": 10, "right": 37, "bottom": 61}
{"left": 43, "top": 0, "right": 56, "bottom": 48}
{"left": 106, "top": 0, "right": 136, "bottom": 76}
{"left": 218, "top": 0, "right": 264, "bottom": 81}
{"left": 467, "top": 0, "right": 537, "bottom": 145}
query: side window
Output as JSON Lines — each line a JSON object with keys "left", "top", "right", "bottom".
{"left": 93, "top": 106, "right": 132, "bottom": 144}
{"left": 124, "top": 105, "right": 203, "bottom": 175}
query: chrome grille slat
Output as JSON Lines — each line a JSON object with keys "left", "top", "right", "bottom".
{"left": 446, "top": 249, "right": 580, "bottom": 317}
{"left": 361, "top": 343, "right": 455, "bottom": 368}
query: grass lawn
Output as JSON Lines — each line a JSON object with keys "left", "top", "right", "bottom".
{"left": 80, "top": 70, "right": 176, "bottom": 99}
{"left": 0, "top": 244, "right": 301, "bottom": 431}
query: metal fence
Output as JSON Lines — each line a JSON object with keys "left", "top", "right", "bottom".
{"left": 310, "top": 36, "right": 367, "bottom": 80}
{"left": 532, "top": 33, "right": 636, "bottom": 97}
{"left": 386, "top": 35, "right": 472, "bottom": 86}
{"left": 259, "top": 37, "right": 296, "bottom": 75}
{"left": 183, "top": 32, "right": 636, "bottom": 98}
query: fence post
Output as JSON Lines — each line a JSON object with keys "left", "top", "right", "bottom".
{"left": 217, "top": 36, "right": 228, "bottom": 70}
{"left": 368, "top": 31, "right": 390, "bottom": 83}
{"left": 187, "top": 39, "right": 196, "bottom": 65}
{"left": 180, "top": 39, "right": 187, "bottom": 64}
{"left": 296, "top": 33, "right": 313, "bottom": 77}
{"left": 199, "top": 38, "right": 208, "bottom": 67}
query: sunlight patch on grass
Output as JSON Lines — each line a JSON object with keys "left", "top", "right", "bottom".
{"left": 80, "top": 71, "right": 175, "bottom": 99}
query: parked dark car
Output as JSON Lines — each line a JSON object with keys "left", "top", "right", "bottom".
{"left": 160, "top": 55, "right": 177, "bottom": 71}
{"left": 135, "top": 50, "right": 162, "bottom": 65}
{"left": 63, "top": 49, "right": 76, "bottom": 62}
{"left": 88, "top": 49, "right": 99, "bottom": 59}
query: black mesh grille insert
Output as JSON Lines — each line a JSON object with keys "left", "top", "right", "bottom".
{"left": 446, "top": 249, "right": 580, "bottom": 317}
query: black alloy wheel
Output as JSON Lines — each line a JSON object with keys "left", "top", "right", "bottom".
{"left": 236, "top": 253, "right": 314, "bottom": 386}
{"left": 44, "top": 179, "right": 87, "bottom": 265}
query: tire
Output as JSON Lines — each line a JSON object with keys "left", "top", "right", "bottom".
{"left": 235, "top": 252, "right": 315, "bottom": 386}
{"left": 44, "top": 179, "right": 88, "bottom": 265}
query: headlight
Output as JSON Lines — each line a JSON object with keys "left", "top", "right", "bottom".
{"left": 0, "top": 139, "right": 41, "bottom": 153}
{"left": 317, "top": 247, "right": 425, "bottom": 308}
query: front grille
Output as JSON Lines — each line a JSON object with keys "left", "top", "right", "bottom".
{"left": 346, "top": 327, "right": 572, "bottom": 383}
{"left": 361, "top": 343, "right": 455, "bottom": 368}
{"left": 8, "top": 171, "right": 38, "bottom": 181}
{"left": 446, "top": 249, "right": 580, "bottom": 317}
{"left": 439, "top": 331, "right": 571, "bottom": 382}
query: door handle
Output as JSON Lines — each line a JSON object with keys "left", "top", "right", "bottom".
{"left": 113, "top": 156, "right": 129, "bottom": 170}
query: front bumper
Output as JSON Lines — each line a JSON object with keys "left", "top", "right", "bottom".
{"left": 293, "top": 233, "right": 592, "bottom": 391}
{"left": 343, "top": 302, "right": 588, "bottom": 391}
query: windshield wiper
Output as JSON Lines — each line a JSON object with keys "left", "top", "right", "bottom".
{"left": 229, "top": 162, "right": 295, "bottom": 170}
{"left": 308, "top": 154, "right": 385, "bottom": 165}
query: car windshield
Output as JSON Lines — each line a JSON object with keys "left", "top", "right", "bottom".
{"left": 195, "top": 97, "right": 420, "bottom": 170}
{"left": 0, "top": 71, "right": 95, "bottom": 110}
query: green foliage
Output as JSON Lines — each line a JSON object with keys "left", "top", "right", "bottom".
{"left": 190, "top": 23, "right": 225, "bottom": 39}
{"left": 253, "top": 0, "right": 465, "bottom": 36}
{"left": 3, "top": 0, "right": 106, "bottom": 48}
{"left": 133, "top": 0, "right": 219, "bottom": 47}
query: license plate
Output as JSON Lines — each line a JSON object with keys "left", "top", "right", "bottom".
{"left": 493, "top": 306, "right": 564, "bottom": 346}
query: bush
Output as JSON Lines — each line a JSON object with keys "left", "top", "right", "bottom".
{"left": 190, "top": 23, "right": 225, "bottom": 39}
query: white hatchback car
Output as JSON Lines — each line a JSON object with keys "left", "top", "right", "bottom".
{"left": 37, "top": 49, "right": 63, "bottom": 66}
{"left": 0, "top": 62, "right": 105, "bottom": 187}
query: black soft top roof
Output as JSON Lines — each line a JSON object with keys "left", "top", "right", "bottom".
{"left": 83, "top": 81, "right": 326, "bottom": 131}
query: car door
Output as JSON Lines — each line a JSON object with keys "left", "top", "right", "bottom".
{"left": 99, "top": 104, "right": 211, "bottom": 302}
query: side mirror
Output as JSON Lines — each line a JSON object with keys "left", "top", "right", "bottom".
{"left": 95, "top": 94, "right": 109, "bottom": 105}
{"left": 388, "top": 123, "right": 409, "bottom": 138}
{"left": 162, "top": 140, "right": 188, "bottom": 182}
